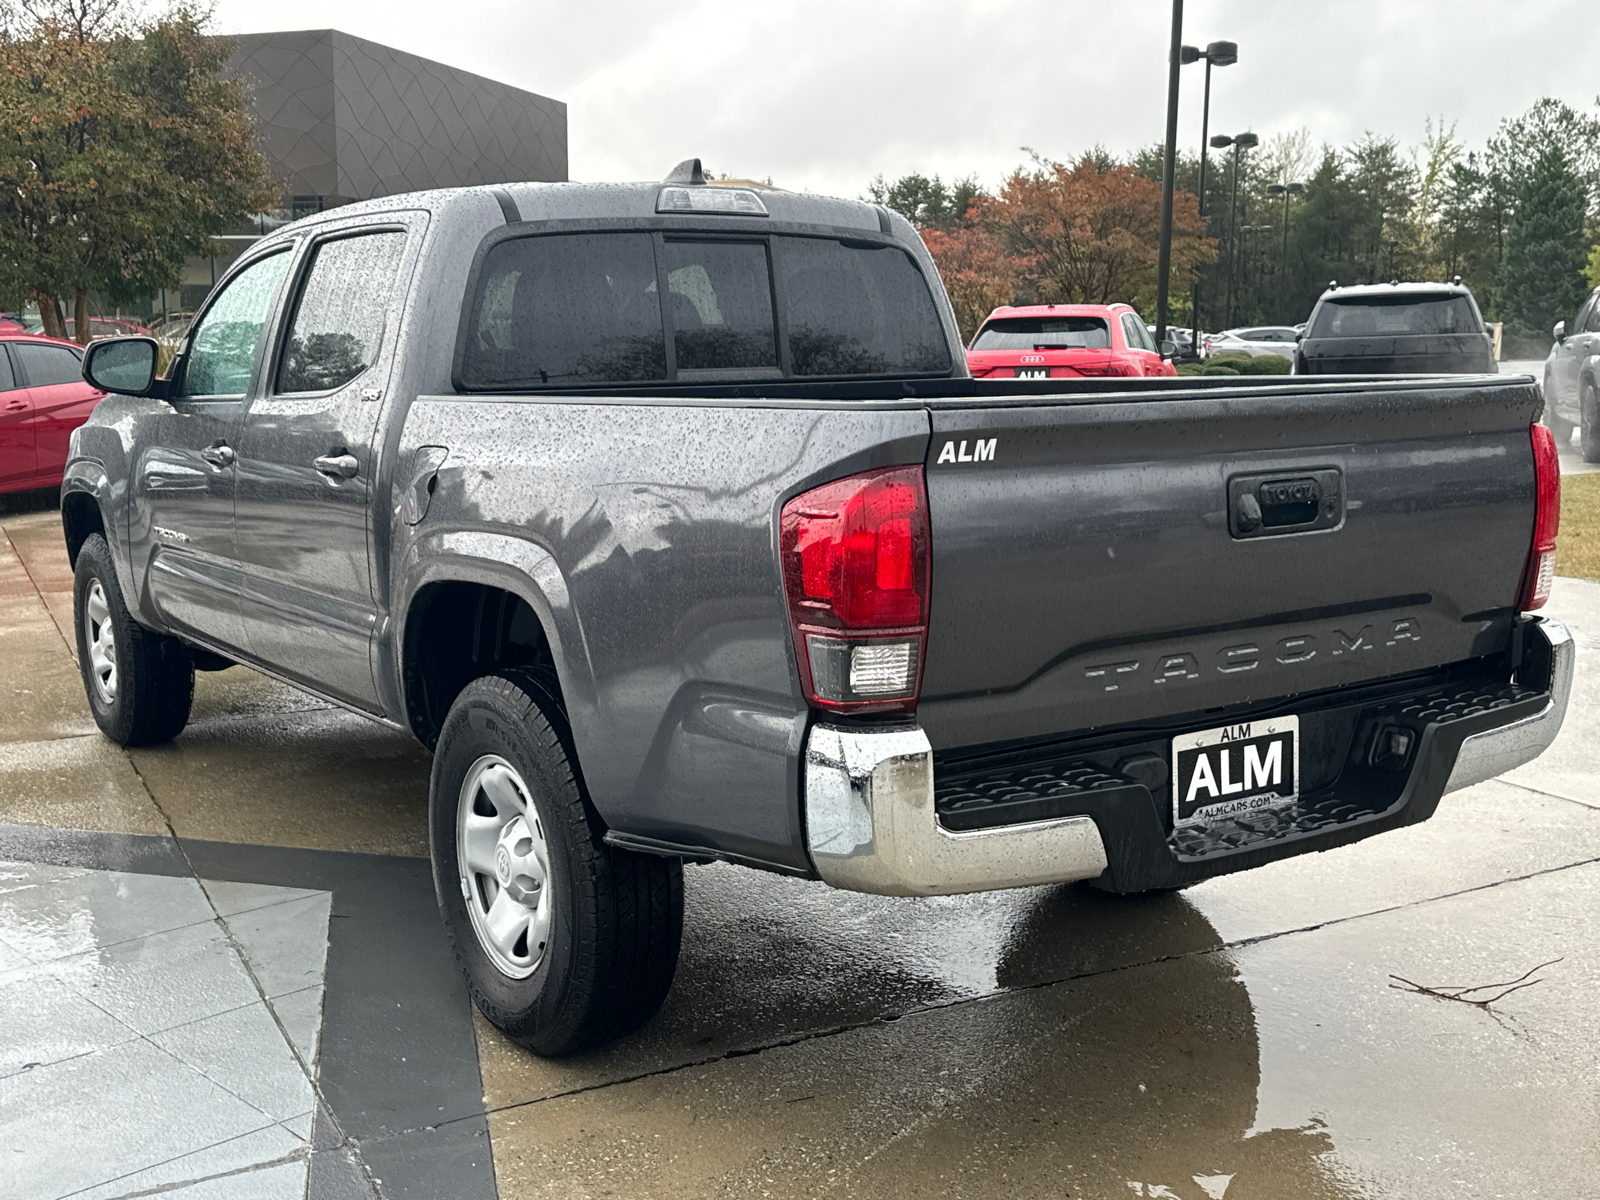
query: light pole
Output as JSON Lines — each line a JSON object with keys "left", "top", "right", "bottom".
{"left": 1154, "top": 0, "right": 1185, "bottom": 351}
{"left": 1211, "top": 131, "right": 1258, "bottom": 329}
{"left": 1267, "top": 181, "right": 1305, "bottom": 318}
{"left": 1180, "top": 40, "right": 1237, "bottom": 337}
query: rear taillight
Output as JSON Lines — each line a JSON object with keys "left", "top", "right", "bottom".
{"left": 1518, "top": 422, "right": 1561, "bottom": 611}
{"left": 1072, "top": 362, "right": 1134, "bottom": 377}
{"left": 780, "top": 466, "right": 930, "bottom": 712}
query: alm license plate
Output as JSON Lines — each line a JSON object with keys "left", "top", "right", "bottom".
{"left": 1171, "top": 716, "right": 1299, "bottom": 828}
{"left": 1014, "top": 367, "right": 1048, "bottom": 379}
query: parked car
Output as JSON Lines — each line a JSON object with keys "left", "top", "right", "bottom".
{"left": 23, "top": 316, "right": 151, "bottom": 341}
{"left": 967, "top": 303, "right": 1177, "bottom": 378}
{"left": 1148, "top": 324, "right": 1203, "bottom": 364}
{"left": 1541, "top": 283, "right": 1600, "bottom": 459}
{"left": 1295, "top": 281, "right": 1495, "bottom": 375}
{"left": 66, "top": 167, "right": 1571, "bottom": 1056}
{"left": 1, "top": 334, "right": 104, "bottom": 494}
{"left": 1203, "top": 326, "right": 1300, "bottom": 358}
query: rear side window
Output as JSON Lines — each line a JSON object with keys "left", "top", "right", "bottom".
{"left": 970, "top": 317, "right": 1109, "bottom": 351}
{"left": 278, "top": 231, "right": 407, "bottom": 393}
{"left": 773, "top": 237, "right": 950, "bottom": 376}
{"left": 461, "top": 233, "right": 667, "bottom": 388}
{"left": 12, "top": 342, "right": 82, "bottom": 387}
{"left": 1311, "top": 295, "right": 1481, "bottom": 338}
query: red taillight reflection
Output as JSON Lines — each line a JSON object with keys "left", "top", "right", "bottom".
{"left": 1518, "top": 422, "right": 1561, "bottom": 611}
{"left": 780, "top": 467, "right": 930, "bottom": 712}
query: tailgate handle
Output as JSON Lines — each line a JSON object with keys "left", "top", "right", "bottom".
{"left": 1229, "top": 469, "right": 1342, "bottom": 539}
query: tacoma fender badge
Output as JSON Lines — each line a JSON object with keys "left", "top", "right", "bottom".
{"left": 151, "top": 525, "right": 189, "bottom": 543}
{"left": 936, "top": 438, "right": 996, "bottom": 465}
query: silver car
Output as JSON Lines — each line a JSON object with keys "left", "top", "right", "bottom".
{"left": 1205, "top": 325, "right": 1300, "bottom": 359}
{"left": 1543, "top": 284, "right": 1600, "bottom": 460}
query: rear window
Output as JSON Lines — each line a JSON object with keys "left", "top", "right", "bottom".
{"left": 970, "top": 317, "right": 1109, "bottom": 351}
{"left": 459, "top": 231, "right": 950, "bottom": 389}
{"left": 1311, "top": 295, "right": 1481, "bottom": 338}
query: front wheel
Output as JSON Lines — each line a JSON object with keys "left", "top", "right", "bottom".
{"left": 1581, "top": 383, "right": 1600, "bottom": 463}
{"left": 429, "top": 670, "right": 683, "bottom": 1056}
{"left": 73, "top": 533, "right": 194, "bottom": 746}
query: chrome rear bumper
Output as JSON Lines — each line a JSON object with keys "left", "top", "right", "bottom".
{"left": 803, "top": 618, "right": 1574, "bottom": 897}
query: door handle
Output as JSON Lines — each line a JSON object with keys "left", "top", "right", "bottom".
{"left": 314, "top": 453, "right": 359, "bottom": 479}
{"left": 200, "top": 443, "right": 235, "bottom": 468}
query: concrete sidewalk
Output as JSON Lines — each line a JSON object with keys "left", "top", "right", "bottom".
{"left": 2, "top": 497, "right": 1598, "bottom": 1200}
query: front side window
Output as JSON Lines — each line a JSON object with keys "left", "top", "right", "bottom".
{"left": 11, "top": 342, "right": 81, "bottom": 386}
{"left": 775, "top": 236, "right": 950, "bottom": 377}
{"left": 179, "top": 251, "right": 292, "bottom": 398}
{"left": 661, "top": 240, "right": 777, "bottom": 371}
{"left": 971, "top": 317, "right": 1109, "bottom": 351}
{"left": 461, "top": 233, "right": 666, "bottom": 388}
{"left": 1582, "top": 295, "right": 1600, "bottom": 334}
{"left": 278, "top": 232, "right": 407, "bottom": 393}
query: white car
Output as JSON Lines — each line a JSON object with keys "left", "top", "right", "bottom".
{"left": 1204, "top": 326, "right": 1300, "bottom": 358}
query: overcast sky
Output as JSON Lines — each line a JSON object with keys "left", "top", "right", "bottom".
{"left": 211, "top": 0, "right": 1595, "bottom": 198}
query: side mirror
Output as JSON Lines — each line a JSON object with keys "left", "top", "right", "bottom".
{"left": 1159, "top": 340, "right": 1177, "bottom": 359}
{"left": 1554, "top": 321, "right": 1567, "bottom": 344}
{"left": 1295, "top": 331, "right": 1305, "bottom": 341}
{"left": 83, "top": 337, "right": 165, "bottom": 397}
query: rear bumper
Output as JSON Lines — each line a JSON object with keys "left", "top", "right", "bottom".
{"left": 803, "top": 617, "right": 1574, "bottom": 896}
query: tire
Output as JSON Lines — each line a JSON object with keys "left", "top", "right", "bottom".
{"left": 1582, "top": 382, "right": 1600, "bottom": 463}
{"left": 73, "top": 533, "right": 194, "bottom": 746}
{"left": 429, "top": 670, "right": 683, "bottom": 1056}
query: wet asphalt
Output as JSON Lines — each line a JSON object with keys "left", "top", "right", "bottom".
{"left": 2, "top": 492, "right": 1598, "bottom": 1199}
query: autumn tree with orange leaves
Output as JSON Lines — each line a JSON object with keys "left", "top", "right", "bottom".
{"left": 916, "top": 156, "right": 1214, "bottom": 341}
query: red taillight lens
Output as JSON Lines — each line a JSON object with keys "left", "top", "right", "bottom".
{"left": 780, "top": 466, "right": 930, "bottom": 712}
{"left": 1518, "top": 422, "right": 1561, "bottom": 611}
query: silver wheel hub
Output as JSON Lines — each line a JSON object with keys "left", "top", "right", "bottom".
{"left": 457, "top": 755, "right": 551, "bottom": 979}
{"left": 84, "top": 580, "right": 117, "bottom": 706}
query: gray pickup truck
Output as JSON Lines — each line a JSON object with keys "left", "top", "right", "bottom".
{"left": 65, "top": 163, "right": 1573, "bottom": 1055}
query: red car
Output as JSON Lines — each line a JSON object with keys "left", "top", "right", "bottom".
{"left": 0, "top": 334, "right": 104, "bottom": 494}
{"left": 966, "top": 303, "right": 1178, "bottom": 379}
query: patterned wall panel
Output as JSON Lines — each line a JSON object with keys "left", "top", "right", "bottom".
{"left": 226, "top": 29, "right": 567, "bottom": 202}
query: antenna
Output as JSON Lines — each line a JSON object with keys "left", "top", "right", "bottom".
{"left": 662, "top": 158, "right": 706, "bottom": 186}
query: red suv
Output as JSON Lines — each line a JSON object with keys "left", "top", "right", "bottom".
{"left": 0, "top": 334, "right": 104, "bottom": 495}
{"left": 966, "top": 303, "right": 1177, "bottom": 379}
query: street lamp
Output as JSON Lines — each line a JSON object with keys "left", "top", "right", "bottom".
{"left": 1153, "top": 0, "right": 1186, "bottom": 351}
{"left": 1267, "top": 181, "right": 1305, "bottom": 317}
{"left": 1180, "top": 39, "right": 1237, "bottom": 335}
{"left": 1211, "top": 131, "right": 1259, "bottom": 329}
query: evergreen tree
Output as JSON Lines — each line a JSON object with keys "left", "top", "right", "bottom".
{"left": 1499, "top": 145, "right": 1589, "bottom": 342}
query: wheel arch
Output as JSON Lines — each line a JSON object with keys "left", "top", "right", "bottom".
{"left": 395, "top": 531, "right": 596, "bottom": 750}
{"left": 60, "top": 465, "right": 109, "bottom": 567}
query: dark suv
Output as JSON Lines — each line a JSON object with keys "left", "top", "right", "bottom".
{"left": 1295, "top": 282, "right": 1496, "bottom": 375}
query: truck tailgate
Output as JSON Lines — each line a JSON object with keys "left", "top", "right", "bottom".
{"left": 916, "top": 377, "right": 1541, "bottom": 750}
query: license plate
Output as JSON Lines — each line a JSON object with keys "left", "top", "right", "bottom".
{"left": 1171, "top": 716, "right": 1299, "bottom": 828}
{"left": 1014, "top": 367, "right": 1048, "bottom": 379}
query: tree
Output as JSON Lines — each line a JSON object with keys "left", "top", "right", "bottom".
{"left": 1499, "top": 144, "right": 1590, "bottom": 343}
{"left": 867, "top": 172, "right": 983, "bottom": 231}
{"left": 985, "top": 155, "right": 1213, "bottom": 313}
{"left": 919, "top": 208, "right": 1013, "bottom": 342}
{"left": 0, "top": 1, "right": 275, "bottom": 340}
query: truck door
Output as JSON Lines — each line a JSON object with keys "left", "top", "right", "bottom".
{"left": 1552, "top": 294, "right": 1594, "bottom": 408}
{"left": 134, "top": 248, "right": 294, "bottom": 654}
{"left": 232, "top": 223, "right": 413, "bottom": 711}
{"left": 0, "top": 346, "right": 37, "bottom": 489}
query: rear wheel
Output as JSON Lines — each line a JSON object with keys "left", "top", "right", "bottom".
{"left": 429, "top": 670, "right": 683, "bottom": 1056}
{"left": 73, "top": 533, "right": 194, "bottom": 746}
{"left": 1581, "top": 382, "right": 1600, "bottom": 463}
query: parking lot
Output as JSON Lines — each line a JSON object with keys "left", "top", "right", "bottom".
{"left": 3, "top": 487, "right": 1599, "bottom": 1200}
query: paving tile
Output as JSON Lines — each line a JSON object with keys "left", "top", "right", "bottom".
{"left": 201, "top": 877, "right": 326, "bottom": 918}
{"left": 269, "top": 984, "right": 326, "bottom": 1068}
{"left": 0, "top": 961, "right": 135, "bottom": 1078}
{"left": 151, "top": 1001, "right": 317, "bottom": 1122}
{"left": 0, "top": 932, "right": 31, "bottom": 972}
{"left": 160, "top": 1158, "right": 309, "bottom": 1200}
{"left": 1500, "top": 575, "right": 1600, "bottom": 809}
{"left": 190, "top": 665, "right": 337, "bottom": 724}
{"left": 51, "top": 919, "right": 261, "bottom": 1036}
{"left": 0, "top": 1039, "right": 284, "bottom": 1199}
{"left": 0, "top": 593, "right": 97, "bottom": 744}
{"left": 0, "top": 866, "right": 214, "bottom": 963}
{"left": 0, "top": 858, "right": 89, "bottom": 894}
{"left": 38, "top": 590, "right": 75, "bottom": 658}
{"left": 3, "top": 510, "right": 75, "bottom": 592}
{"left": 70, "top": 1125, "right": 310, "bottom": 1200}
{"left": 131, "top": 709, "right": 430, "bottom": 857}
{"left": 224, "top": 892, "right": 333, "bottom": 999}
{"left": 0, "top": 734, "right": 169, "bottom": 837}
